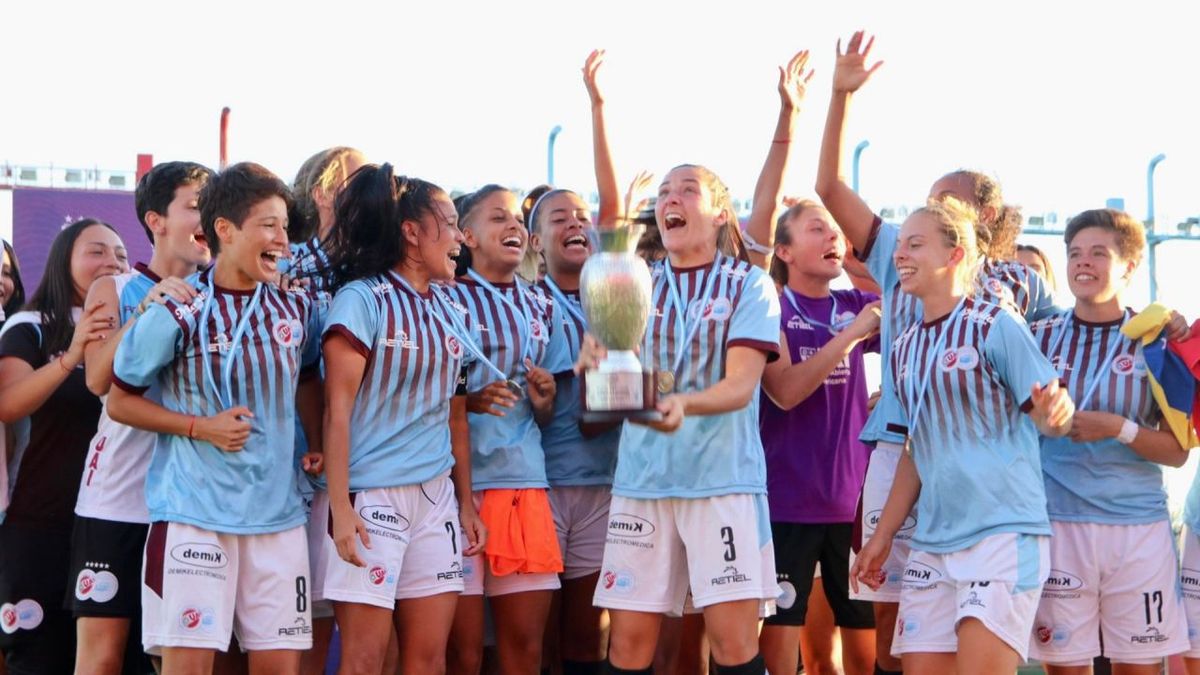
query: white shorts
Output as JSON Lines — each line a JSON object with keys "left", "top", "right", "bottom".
{"left": 848, "top": 442, "right": 916, "bottom": 603}
{"left": 1031, "top": 520, "right": 1187, "bottom": 665}
{"left": 311, "top": 474, "right": 465, "bottom": 609}
{"left": 141, "top": 522, "right": 312, "bottom": 653}
{"left": 1177, "top": 526, "right": 1200, "bottom": 657}
{"left": 462, "top": 492, "right": 561, "bottom": 598}
{"left": 550, "top": 485, "right": 611, "bottom": 580}
{"left": 593, "top": 493, "right": 778, "bottom": 616}
{"left": 893, "top": 532, "right": 1048, "bottom": 660}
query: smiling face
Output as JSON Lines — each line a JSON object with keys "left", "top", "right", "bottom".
{"left": 1066, "top": 226, "right": 1135, "bottom": 306}
{"left": 775, "top": 206, "right": 846, "bottom": 282}
{"left": 463, "top": 189, "right": 526, "bottom": 273}
{"left": 151, "top": 181, "right": 211, "bottom": 270}
{"left": 215, "top": 195, "right": 290, "bottom": 286}
{"left": 405, "top": 193, "right": 463, "bottom": 282}
{"left": 894, "top": 212, "right": 963, "bottom": 299}
{"left": 71, "top": 224, "right": 127, "bottom": 301}
{"left": 532, "top": 191, "right": 593, "bottom": 275}
{"left": 655, "top": 166, "right": 724, "bottom": 264}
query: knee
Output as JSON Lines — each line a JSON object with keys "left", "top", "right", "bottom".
{"left": 607, "top": 629, "right": 657, "bottom": 667}
{"left": 447, "top": 642, "right": 483, "bottom": 675}
{"left": 75, "top": 655, "right": 125, "bottom": 675}
{"left": 706, "top": 631, "right": 759, "bottom": 666}
{"left": 338, "top": 648, "right": 387, "bottom": 675}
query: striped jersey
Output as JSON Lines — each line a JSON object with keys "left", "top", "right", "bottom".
{"left": 112, "top": 269, "right": 321, "bottom": 534}
{"left": 891, "top": 296, "right": 1057, "bottom": 553}
{"left": 858, "top": 218, "right": 1057, "bottom": 446}
{"left": 536, "top": 278, "right": 619, "bottom": 487}
{"left": 615, "top": 255, "right": 780, "bottom": 499}
{"left": 75, "top": 265, "right": 161, "bottom": 523}
{"left": 1030, "top": 309, "right": 1165, "bottom": 524}
{"left": 442, "top": 275, "right": 572, "bottom": 489}
{"left": 320, "top": 271, "right": 467, "bottom": 491}
{"left": 284, "top": 236, "right": 333, "bottom": 474}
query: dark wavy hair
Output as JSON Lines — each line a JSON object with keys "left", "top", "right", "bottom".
{"left": 324, "top": 163, "right": 447, "bottom": 292}
{"left": 199, "top": 162, "right": 293, "bottom": 257}
{"left": 3, "top": 239, "right": 26, "bottom": 318}
{"left": 24, "top": 219, "right": 119, "bottom": 356}
{"left": 135, "top": 161, "right": 213, "bottom": 243}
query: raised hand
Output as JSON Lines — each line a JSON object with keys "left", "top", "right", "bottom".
{"left": 833, "top": 30, "right": 884, "bottom": 94}
{"left": 583, "top": 49, "right": 607, "bottom": 107}
{"left": 778, "top": 49, "right": 815, "bottom": 111}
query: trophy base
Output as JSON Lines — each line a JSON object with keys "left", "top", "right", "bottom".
{"left": 581, "top": 408, "right": 664, "bottom": 424}
{"left": 579, "top": 369, "right": 660, "bottom": 423}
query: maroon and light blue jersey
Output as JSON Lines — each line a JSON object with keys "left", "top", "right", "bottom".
{"left": 1030, "top": 309, "right": 1165, "bottom": 524}
{"left": 320, "top": 271, "right": 466, "bottom": 491}
{"left": 112, "top": 270, "right": 321, "bottom": 534}
{"left": 614, "top": 255, "right": 780, "bottom": 499}
{"left": 890, "top": 296, "right": 1056, "bottom": 553}
{"left": 857, "top": 218, "right": 1057, "bottom": 446}
{"left": 443, "top": 275, "right": 572, "bottom": 489}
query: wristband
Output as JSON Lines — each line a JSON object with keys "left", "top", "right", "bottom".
{"left": 187, "top": 416, "right": 197, "bottom": 439}
{"left": 1117, "top": 418, "right": 1139, "bottom": 445}
{"left": 740, "top": 229, "right": 772, "bottom": 256}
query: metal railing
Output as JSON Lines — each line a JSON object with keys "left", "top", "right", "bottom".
{"left": 0, "top": 163, "right": 137, "bottom": 191}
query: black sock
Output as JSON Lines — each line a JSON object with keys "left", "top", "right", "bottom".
{"left": 563, "top": 659, "right": 604, "bottom": 675}
{"left": 711, "top": 653, "right": 765, "bottom": 675}
{"left": 874, "top": 663, "right": 903, "bottom": 675}
{"left": 602, "top": 659, "right": 652, "bottom": 675}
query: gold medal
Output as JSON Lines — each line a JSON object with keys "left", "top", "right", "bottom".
{"left": 657, "top": 370, "right": 675, "bottom": 394}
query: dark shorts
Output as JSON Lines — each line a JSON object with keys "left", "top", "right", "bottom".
{"left": 67, "top": 516, "right": 149, "bottom": 618}
{"left": 0, "top": 522, "right": 74, "bottom": 674}
{"left": 764, "top": 522, "right": 875, "bottom": 629}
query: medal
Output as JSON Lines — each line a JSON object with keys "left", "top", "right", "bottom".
{"left": 657, "top": 370, "right": 675, "bottom": 394}
{"left": 505, "top": 378, "right": 524, "bottom": 397}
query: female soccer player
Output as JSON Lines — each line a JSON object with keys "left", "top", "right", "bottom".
{"left": 851, "top": 198, "right": 1074, "bottom": 674}
{"left": 1029, "top": 209, "right": 1189, "bottom": 672}
{"left": 527, "top": 188, "right": 618, "bottom": 674}
{"left": 313, "top": 164, "right": 484, "bottom": 674}
{"left": 108, "top": 163, "right": 323, "bottom": 674}
{"left": 758, "top": 200, "right": 880, "bottom": 675}
{"left": 811, "top": 32, "right": 1056, "bottom": 674}
{"left": 1017, "top": 243, "right": 1058, "bottom": 294}
{"left": 70, "top": 162, "right": 212, "bottom": 675}
{"left": 0, "top": 219, "right": 126, "bottom": 673}
{"left": 576, "top": 162, "right": 782, "bottom": 675}
{"left": 444, "top": 185, "right": 569, "bottom": 675}
{"left": 0, "top": 240, "right": 25, "bottom": 325}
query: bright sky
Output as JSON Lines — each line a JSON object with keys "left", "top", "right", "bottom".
{"left": 3, "top": 0, "right": 1198, "bottom": 314}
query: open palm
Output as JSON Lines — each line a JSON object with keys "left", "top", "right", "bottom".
{"left": 833, "top": 31, "right": 883, "bottom": 94}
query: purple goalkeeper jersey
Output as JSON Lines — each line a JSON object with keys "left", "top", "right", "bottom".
{"left": 759, "top": 287, "right": 879, "bottom": 523}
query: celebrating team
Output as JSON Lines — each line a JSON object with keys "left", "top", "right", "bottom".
{"left": 0, "top": 29, "right": 1197, "bottom": 675}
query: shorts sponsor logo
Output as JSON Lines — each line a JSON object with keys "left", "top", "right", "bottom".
{"left": 1042, "top": 569, "right": 1084, "bottom": 598}
{"left": 278, "top": 617, "right": 313, "bottom": 637}
{"left": 903, "top": 562, "right": 942, "bottom": 586}
{"left": 171, "top": 543, "right": 228, "bottom": 569}
{"left": 608, "top": 513, "right": 655, "bottom": 538}
{"left": 1036, "top": 625, "right": 1053, "bottom": 644}
{"left": 1130, "top": 626, "right": 1170, "bottom": 645}
{"left": 1112, "top": 354, "right": 1136, "bottom": 376}
{"left": 359, "top": 505, "right": 410, "bottom": 533}
{"left": 178, "top": 607, "right": 215, "bottom": 632}
{"left": 75, "top": 569, "right": 119, "bottom": 603}
{"left": 866, "top": 509, "right": 916, "bottom": 533}
{"left": 437, "top": 561, "right": 464, "bottom": 581}
{"left": 898, "top": 616, "right": 920, "bottom": 637}
{"left": 959, "top": 590, "right": 986, "bottom": 609}
{"left": 711, "top": 565, "right": 750, "bottom": 586}
{"left": 1181, "top": 567, "right": 1200, "bottom": 591}
{"left": 366, "top": 565, "right": 395, "bottom": 589}
{"left": 601, "top": 570, "right": 635, "bottom": 593}
{"left": 775, "top": 580, "right": 797, "bottom": 610}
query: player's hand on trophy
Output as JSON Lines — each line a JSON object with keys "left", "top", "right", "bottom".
{"left": 636, "top": 394, "right": 685, "bottom": 433}
{"left": 573, "top": 334, "right": 608, "bottom": 375}
{"left": 467, "top": 380, "right": 520, "bottom": 417}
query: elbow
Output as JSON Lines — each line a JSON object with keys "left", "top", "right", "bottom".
{"left": 86, "top": 373, "right": 112, "bottom": 397}
{"left": 1169, "top": 448, "right": 1190, "bottom": 468}
{"left": 814, "top": 175, "right": 838, "bottom": 201}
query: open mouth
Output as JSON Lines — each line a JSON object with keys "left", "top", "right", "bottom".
{"left": 897, "top": 265, "right": 916, "bottom": 281}
{"left": 1073, "top": 273, "right": 1097, "bottom": 282}
{"left": 663, "top": 213, "right": 687, "bottom": 231}
{"left": 261, "top": 250, "right": 284, "bottom": 271}
{"left": 448, "top": 247, "right": 461, "bottom": 262}
{"left": 822, "top": 249, "right": 843, "bottom": 262}
{"left": 192, "top": 232, "right": 207, "bottom": 248}
{"left": 501, "top": 235, "right": 523, "bottom": 251}
{"left": 563, "top": 234, "right": 588, "bottom": 251}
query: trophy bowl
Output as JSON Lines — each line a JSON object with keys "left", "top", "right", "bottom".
{"left": 578, "top": 225, "right": 663, "bottom": 423}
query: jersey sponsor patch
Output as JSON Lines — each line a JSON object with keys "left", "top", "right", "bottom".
{"left": 445, "top": 333, "right": 464, "bottom": 359}
{"left": 0, "top": 599, "right": 43, "bottom": 633}
{"left": 272, "top": 319, "right": 304, "bottom": 347}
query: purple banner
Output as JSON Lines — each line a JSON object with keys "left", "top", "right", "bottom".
{"left": 11, "top": 187, "right": 150, "bottom": 294}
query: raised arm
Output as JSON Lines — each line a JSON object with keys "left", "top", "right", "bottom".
{"left": 584, "top": 49, "right": 622, "bottom": 228}
{"left": 814, "top": 31, "right": 884, "bottom": 254}
{"left": 743, "top": 50, "right": 814, "bottom": 271}
{"left": 762, "top": 301, "right": 880, "bottom": 410}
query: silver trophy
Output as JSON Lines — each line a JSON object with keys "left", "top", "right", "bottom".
{"left": 579, "top": 224, "right": 662, "bottom": 423}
